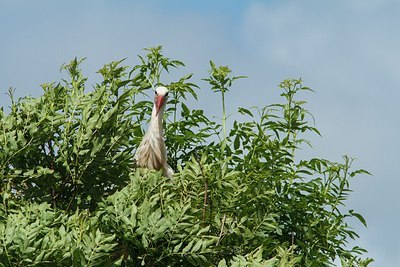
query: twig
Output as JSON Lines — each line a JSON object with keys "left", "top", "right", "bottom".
{"left": 216, "top": 214, "right": 227, "bottom": 246}
{"left": 291, "top": 232, "right": 296, "bottom": 246}
{"left": 202, "top": 177, "right": 208, "bottom": 222}
{"left": 66, "top": 185, "right": 76, "bottom": 212}
{"left": 194, "top": 152, "right": 209, "bottom": 224}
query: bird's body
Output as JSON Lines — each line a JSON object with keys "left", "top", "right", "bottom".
{"left": 134, "top": 86, "right": 173, "bottom": 178}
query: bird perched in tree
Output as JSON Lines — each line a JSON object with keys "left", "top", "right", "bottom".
{"left": 134, "top": 86, "right": 173, "bottom": 178}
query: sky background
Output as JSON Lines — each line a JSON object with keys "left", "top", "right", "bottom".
{"left": 0, "top": 0, "right": 398, "bottom": 265}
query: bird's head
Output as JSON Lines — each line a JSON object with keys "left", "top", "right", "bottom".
{"left": 154, "top": 86, "right": 169, "bottom": 116}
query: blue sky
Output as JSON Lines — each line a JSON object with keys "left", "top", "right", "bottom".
{"left": 1, "top": 1, "right": 398, "bottom": 265}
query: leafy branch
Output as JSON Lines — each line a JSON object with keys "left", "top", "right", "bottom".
{"left": 0, "top": 46, "right": 372, "bottom": 266}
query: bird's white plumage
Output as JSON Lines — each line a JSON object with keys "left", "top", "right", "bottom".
{"left": 134, "top": 86, "right": 173, "bottom": 178}
{"left": 155, "top": 86, "right": 169, "bottom": 96}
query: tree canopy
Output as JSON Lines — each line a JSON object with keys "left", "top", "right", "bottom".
{"left": 0, "top": 46, "right": 372, "bottom": 266}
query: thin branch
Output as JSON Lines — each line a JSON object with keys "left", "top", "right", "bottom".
{"left": 202, "top": 177, "right": 208, "bottom": 223}
{"left": 216, "top": 214, "right": 227, "bottom": 246}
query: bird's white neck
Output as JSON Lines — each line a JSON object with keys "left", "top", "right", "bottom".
{"left": 148, "top": 103, "right": 164, "bottom": 137}
{"left": 134, "top": 95, "right": 173, "bottom": 178}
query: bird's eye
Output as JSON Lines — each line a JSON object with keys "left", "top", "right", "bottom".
{"left": 155, "top": 90, "right": 158, "bottom": 95}
{"left": 165, "top": 92, "right": 169, "bottom": 97}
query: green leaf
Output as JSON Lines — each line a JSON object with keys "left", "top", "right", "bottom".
{"left": 218, "top": 259, "right": 227, "bottom": 267}
{"left": 238, "top": 107, "right": 254, "bottom": 117}
{"left": 191, "top": 240, "right": 203, "bottom": 253}
{"left": 182, "top": 240, "right": 194, "bottom": 253}
{"left": 0, "top": 47, "right": 371, "bottom": 267}
{"left": 173, "top": 242, "right": 183, "bottom": 253}
{"left": 350, "top": 210, "right": 368, "bottom": 227}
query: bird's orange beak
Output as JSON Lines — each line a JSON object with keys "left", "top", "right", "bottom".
{"left": 155, "top": 95, "right": 165, "bottom": 116}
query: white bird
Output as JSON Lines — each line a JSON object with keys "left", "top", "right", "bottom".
{"left": 134, "top": 86, "right": 173, "bottom": 178}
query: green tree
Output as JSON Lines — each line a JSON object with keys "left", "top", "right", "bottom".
{"left": 0, "top": 46, "right": 372, "bottom": 266}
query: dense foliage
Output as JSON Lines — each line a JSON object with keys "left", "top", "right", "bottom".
{"left": 0, "top": 46, "right": 372, "bottom": 266}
